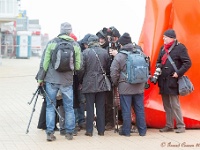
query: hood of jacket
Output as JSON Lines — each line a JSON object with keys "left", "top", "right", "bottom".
{"left": 57, "top": 34, "right": 75, "bottom": 41}
{"left": 119, "top": 43, "right": 134, "bottom": 52}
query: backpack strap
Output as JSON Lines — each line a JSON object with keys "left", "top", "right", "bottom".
{"left": 120, "top": 50, "right": 130, "bottom": 55}
{"left": 119, "top": 50, "right": 130, "bottom": 79}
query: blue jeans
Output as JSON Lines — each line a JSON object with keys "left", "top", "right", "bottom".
{"left": 120, "top": 93, "right": 146, "bottom": 135}
{"left": 45, "top": 82, "right": 75, "bottom": 134}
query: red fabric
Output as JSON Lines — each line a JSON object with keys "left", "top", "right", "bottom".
{"left": 69, "top": 33, "right": 77, "bottom": 41}
{"left": 161, "top": 41, "right": 174, "bottom": 65}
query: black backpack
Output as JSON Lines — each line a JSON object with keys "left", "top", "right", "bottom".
{"left": 51, "top": 38, "right": 74, "bottom": 72}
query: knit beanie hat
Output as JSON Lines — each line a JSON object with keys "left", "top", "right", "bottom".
{"left": 118, "top": 32, "right": 132, "bottom": 45}
{"left": 69, "top": 33, "right": 77, "bottom": 41}
{"left": 164, "top": 29, "right": 176, "bottom": 38}
{"left": 60, "top": 22, "right": 72, "bottom": 34}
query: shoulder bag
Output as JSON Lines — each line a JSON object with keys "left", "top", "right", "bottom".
{"left": 92, "top": 49, "right": 112, "bottom": 91}
{"left": 167, "top": 55, "right": 194, "bottom": 96}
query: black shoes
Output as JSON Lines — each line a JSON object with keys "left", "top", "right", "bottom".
{"left": 65, "top": 133, "right": 73, "bottom": 140}
{"left": 47, "top": 133, "right": 56, "bottom": 141}
{"left": 98, "top": 132, "right": 104, "bottom": 136}
{"left": 60, "top": 129, "right": 78, "bottom": 136}
{"left": 118, "top": 130, "right": 130, "bottom": 137}
{"left": 159, "top": 126, "right": 185, "bottom": 133}
{"left": 85, "top": 132, "right": 93, "bottom": 137}
{"left": 159, "top": 126, "right": 174, "bottom": 132}
{"left": 79, "top": 122, "right": 86, "bottom": 130}
{"left": 60, "top": 130, "right": 65, "bottom": 136}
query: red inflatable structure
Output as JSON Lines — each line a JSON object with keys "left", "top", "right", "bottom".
{"left": 138, "top": 0, "right": 200, "bottom": 128}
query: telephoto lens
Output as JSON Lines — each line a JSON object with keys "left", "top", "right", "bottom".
{"left": 150, "top": 64, "right": 162, "bottom": 84}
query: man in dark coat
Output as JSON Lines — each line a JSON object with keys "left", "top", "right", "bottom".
{"left": 79, "top": 34, "right": 111, "bottom": 136}
{"left": 156, "top": 29, "right": 191, "bottom": 133}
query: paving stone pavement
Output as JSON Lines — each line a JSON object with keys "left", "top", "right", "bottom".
{"left": 0, "top": 57, "right": 200, "bottom": 150}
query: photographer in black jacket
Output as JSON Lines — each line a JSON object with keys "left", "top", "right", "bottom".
{"left": 156, "top": 29, "right": 191, "bottom": 133}
{"left": 96, "top": 27, "right": 121, "bottom": 130}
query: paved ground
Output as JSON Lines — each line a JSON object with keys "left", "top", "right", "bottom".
{"left": 0, "top": 57, "right": 200, "bottom": 150}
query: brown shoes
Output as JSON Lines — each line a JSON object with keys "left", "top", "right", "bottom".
{"left": 159, "top": 127, "right": 174, "bottom": 132}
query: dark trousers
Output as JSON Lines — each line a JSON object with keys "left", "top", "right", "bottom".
{"left": 120, "top": 93, "right": 146, "bottom": 135}
{"left": 85, "top": 92, "right": 106, "bottom": 133}
{"left": 105, "top": 91, "right": 114, "bottom": 126}
{"left": 37, "top": 100, "right": 47, "bottom": 129}
{"left": 37, "top": 99, "right": 59, "bottom": 130}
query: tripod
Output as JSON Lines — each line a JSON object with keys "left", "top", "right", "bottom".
{"left": 113, "top": 87, "right": 120, "bottom": 133}
{"left": 26, "top": 86, "right": 64, "bottom": 134}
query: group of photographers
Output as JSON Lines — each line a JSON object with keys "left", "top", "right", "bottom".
{"left": 37, "top": 21, "right": 191, "bottom": 142}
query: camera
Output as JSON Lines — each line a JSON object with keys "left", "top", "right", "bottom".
{"left": 150, "top": 63, "right": 162, "bottom": 84}
{"left": 109, "top": 41, "right": 120, "bottom": 50}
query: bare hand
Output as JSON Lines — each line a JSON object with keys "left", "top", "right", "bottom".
{"left": 109, "top": 49, "right": 118, "bottom": 56}
{"left": 172, "top": 72, "right": 178, "bottom": 78}
{"left": 38, "top": 82, "right": 44, "bottom": 87}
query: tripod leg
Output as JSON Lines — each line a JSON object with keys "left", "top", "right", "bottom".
{"left": 112, "top": 87, "right": 117, "bottom": 133}
{"left": 42, "top": 86, "right": 64, "bottom": 122}
{"left": 26, "top": 89, "right": 39, "bottom": 134}
{"left": 28, "top": 87, "right": 40, "bottom": 105}
{"left": 116, "top": 106, "right": 119, "bottom": 132}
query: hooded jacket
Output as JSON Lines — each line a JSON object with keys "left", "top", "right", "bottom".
{"left": 110, "top": 43, "right": 145, "bottom": 95}
{"left": 37, "top": 34, "right": 82, "bottom": 86}
{"left": 79, "top": 42, "right": 110, "bottom": 93}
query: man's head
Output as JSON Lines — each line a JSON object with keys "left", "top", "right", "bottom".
{"left": 60, "top": 22, "right": 72, "bottom": 35}
{"left": 118, "top": 32, "right": 132, "bottom": 46}
{"left": 81, "top": 33, "right": 92, "bottom": 49}
{"left": 163, "top": 29, "right": 176, "bottom": 44}
{"left": 102, "top": 26, "right": 120, "bottom": 43}
{"left": 96, "top": 30, "right": 108, "bottom": 47}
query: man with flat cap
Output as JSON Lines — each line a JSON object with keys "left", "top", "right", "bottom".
{"left": 155, "top": 29, "right": 191, "bottom": 133}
